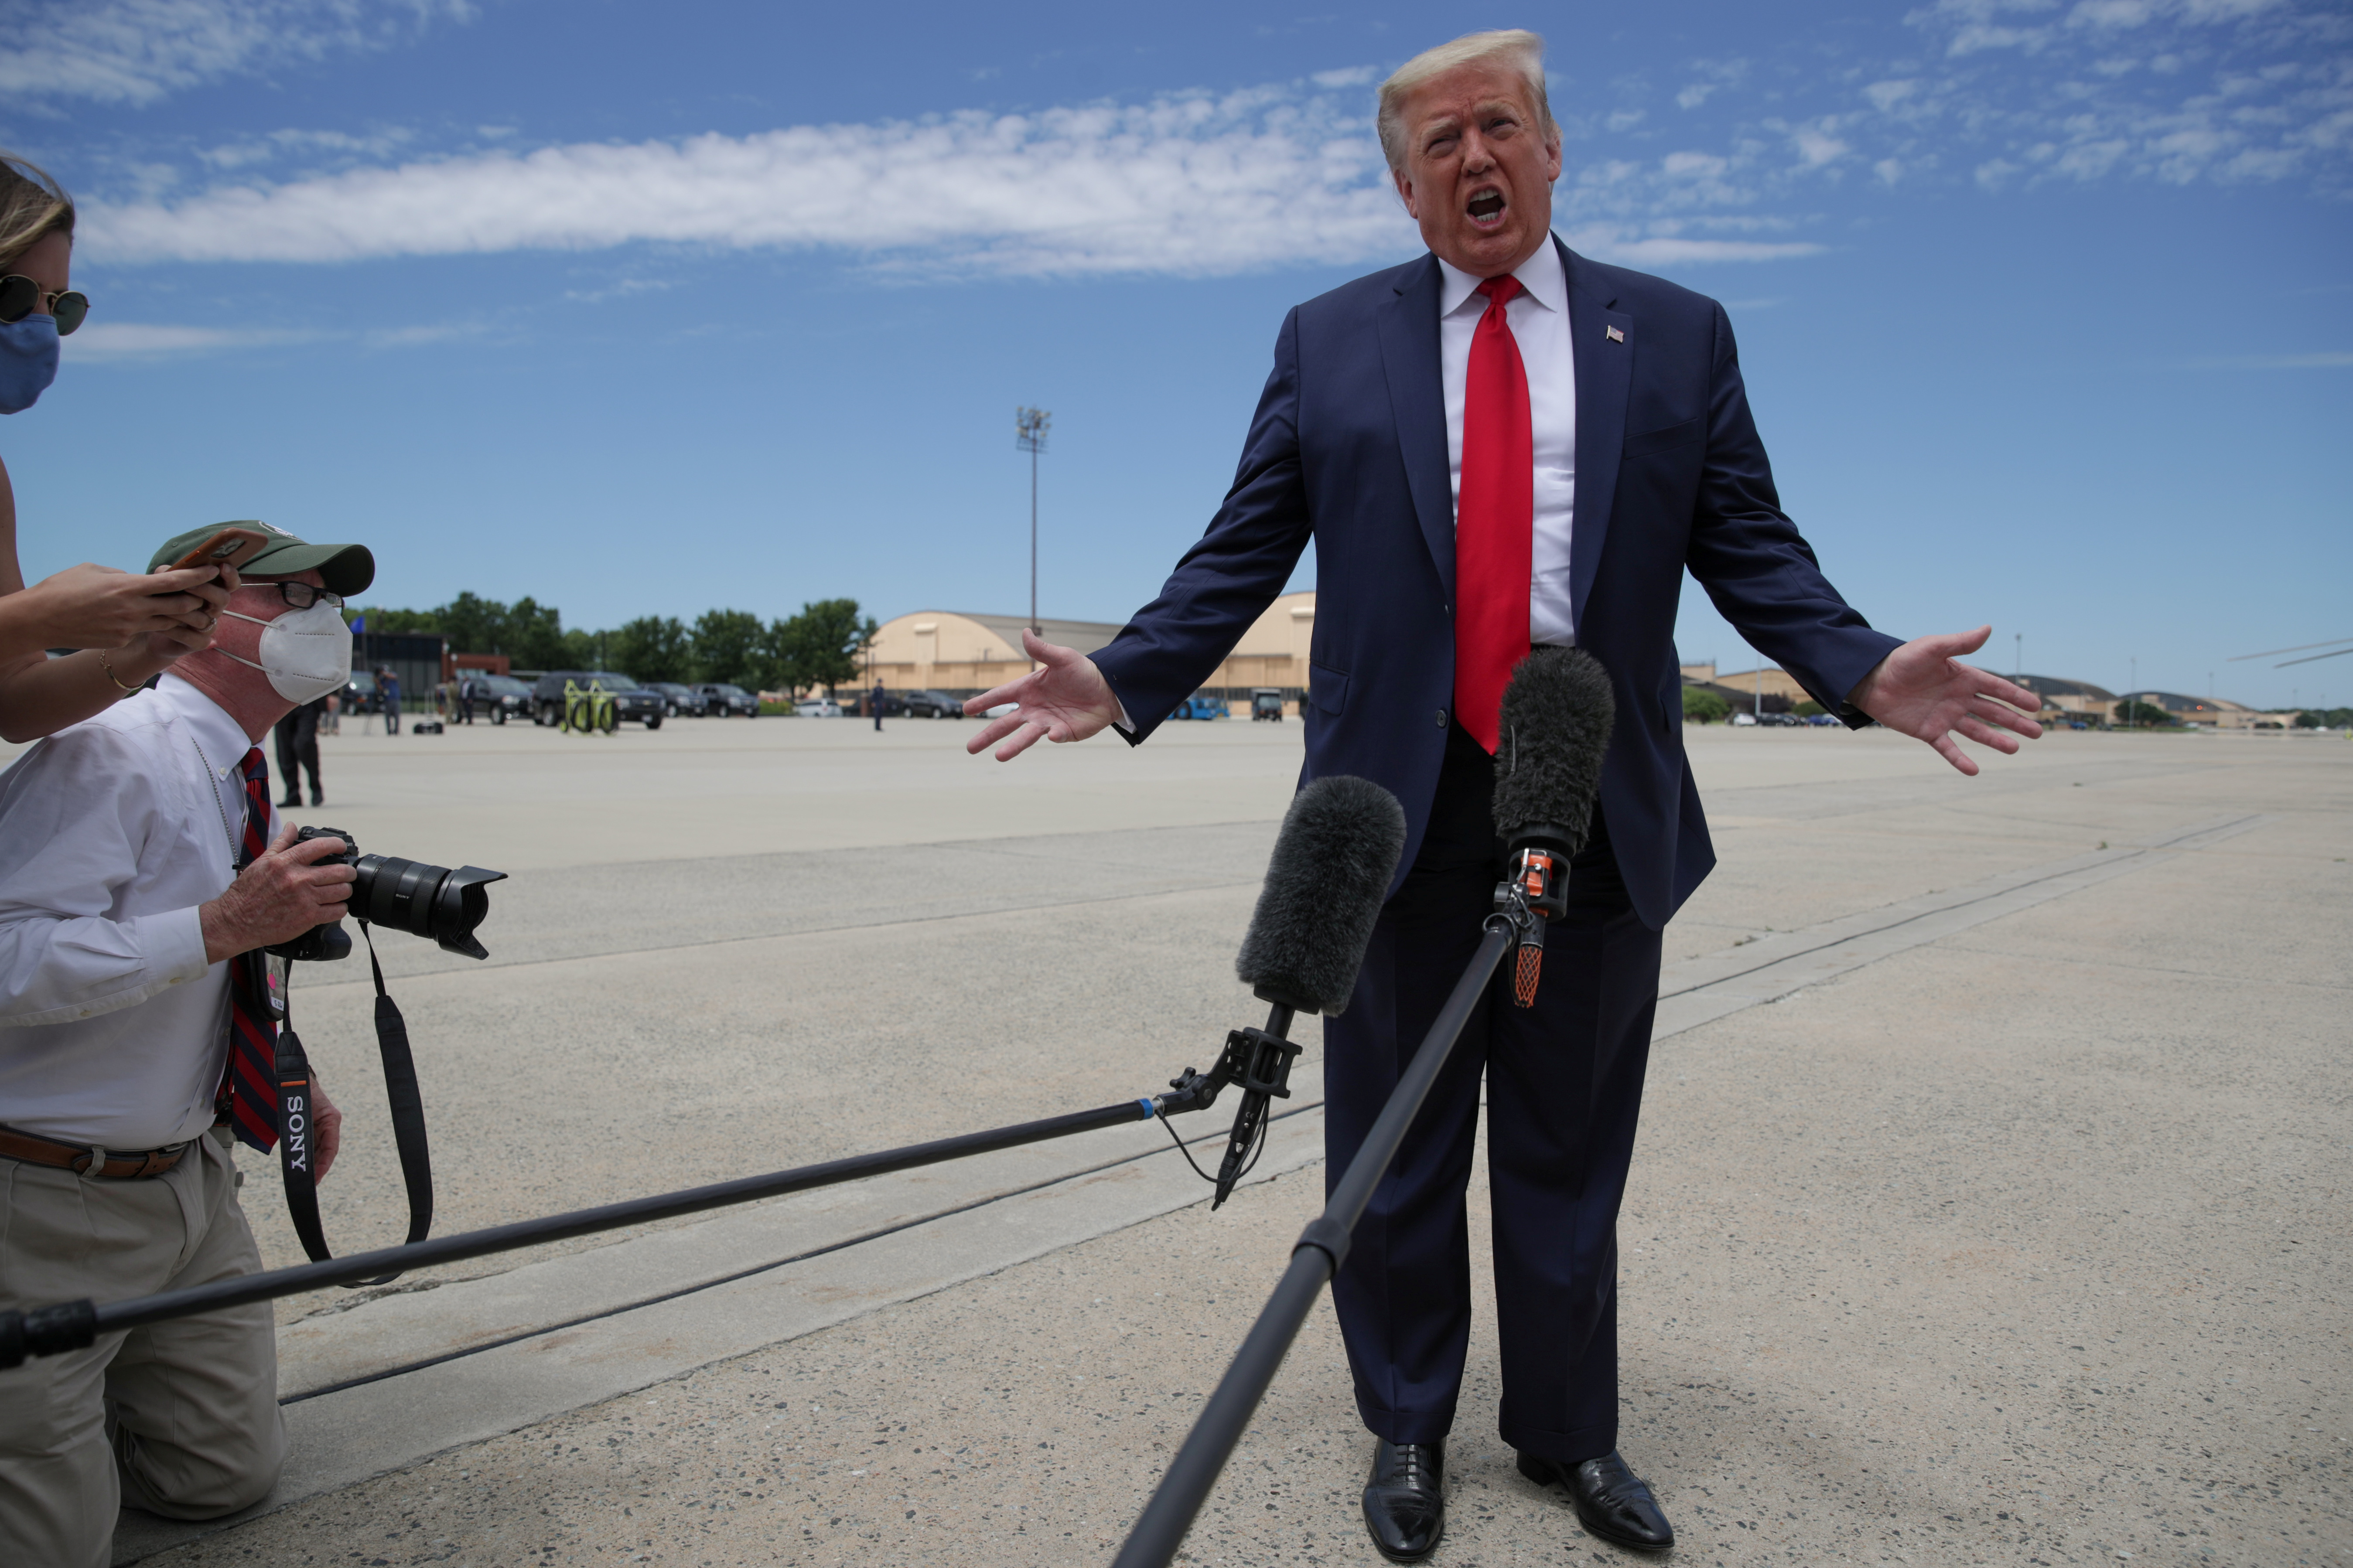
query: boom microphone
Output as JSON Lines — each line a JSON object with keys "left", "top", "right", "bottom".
{"left": 1235, "top": 774, "right": 1408, "bottom": 1016}
{"left": 1172, "top": 776, "right": 1405, "bottom": 1208}
{"left": 1489, "top": 648, "right": 1617, "bottom": 1008}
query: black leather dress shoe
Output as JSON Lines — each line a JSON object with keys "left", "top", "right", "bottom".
{"left": 1362, "top": 1438, "right": 1445, "bottom": 1561}
{"left": 1517, "top": 1449, "right": 1674, "bottom": 1551}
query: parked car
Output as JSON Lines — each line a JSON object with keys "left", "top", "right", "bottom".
{"left": 1169, "top": 692, "right": 1226, "bottom": 721}
{"left": 902, "top": 689, "right": 966, "bottom": 719}
{"left": 529, "top": 671, "right": 664, "bottom": 729}
{"left": 794, "top": 698, "right": 843, "bottom": 717}
{"left": 1803, "top": 712, "right": 1839, "bottom": 727}
{"left": 1730, "top": 710, "right": 1759, "bottom": 726}
{"left": 1758, "top": 711, "right": 1803, "bottom": 727}
{"left": 1250, "top": 689, "right": 1286, "bottom": 722}
{"left": 645, "top": 681, "right": 703, "bottom": 718}
{"left": 695, "top": 682, "right": 759, "bottom": 717}
{"left": 477, "top": 673, "right": 533, "bottom": 724}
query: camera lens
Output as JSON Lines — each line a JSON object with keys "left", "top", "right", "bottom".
{"left": 349, "top": 855, "right": 508, "bottom": 960}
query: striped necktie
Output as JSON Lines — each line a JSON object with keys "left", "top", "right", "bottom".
{"left": 219, "top": 746, "right": 280, "bottom": 1153}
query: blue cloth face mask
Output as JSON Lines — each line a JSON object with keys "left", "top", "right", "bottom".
{"left": 0, "top": 315, "right": 60, "bottom": 414}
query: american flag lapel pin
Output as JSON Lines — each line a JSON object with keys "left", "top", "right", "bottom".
{"left": 1605, "top": 325, "right": 1625, "bottom": 343}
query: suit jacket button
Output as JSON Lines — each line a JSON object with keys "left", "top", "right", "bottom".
{"left": 1435, "top": 709, "right": 1448, "bottom": 729}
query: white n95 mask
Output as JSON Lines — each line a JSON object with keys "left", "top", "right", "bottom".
{"left": 218, "top": 599, "right": 354, "bottom": 704}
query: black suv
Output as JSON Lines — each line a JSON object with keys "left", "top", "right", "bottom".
{"left": 645, "top": 681, "right": 702, "bottom": 717}
{"left": 530, "top": 671, "right": 665, "bottom": 729}
{"left": 694, "top": 682, "right": 759, "bottom": 717}
{"left": 902, "top": 689, "right": 966, "bottom": 719}
{"left": 475, "top": 673, "right": 533, "bottom": 724}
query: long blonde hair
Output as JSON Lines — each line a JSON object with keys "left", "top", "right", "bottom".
{"left": 0, "top": 152, "right": 74, "bottom": 273}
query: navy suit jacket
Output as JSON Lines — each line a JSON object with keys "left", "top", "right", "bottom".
{"left": 1092, "top": 238, "right": 1900, "bottom": 931}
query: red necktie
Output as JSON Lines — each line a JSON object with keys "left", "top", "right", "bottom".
{"left": 1454, "top": 276, "right": 1533, "bottom": 755}
{"left": 219, "top": 747, "right": 280, "bottom": 1153}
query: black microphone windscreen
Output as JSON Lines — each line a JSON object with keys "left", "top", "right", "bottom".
{"left": 1233, "top": 775, "right": 1406, "bottom": 1016}
{"left": 1491, "top": 648, "right": 1616, "bottom": 855}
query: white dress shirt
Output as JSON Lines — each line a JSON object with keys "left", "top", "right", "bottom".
{"left": 1438, "top": 235, "right": 1579, "bottom": 646}
{"left": 0, "top": 675, "right": 273, "bottom": 1149}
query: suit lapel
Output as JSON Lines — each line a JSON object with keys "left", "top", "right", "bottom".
{"left": 1563, "top": 239, "right": 1632, "bottom": 633}
{"left": 1376, "top": 256, "right": 1457, "bottom": 606}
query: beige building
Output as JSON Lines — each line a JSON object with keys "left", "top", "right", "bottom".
{"left": 866, "top": 592, "right": 1319, "bottom": 712}
{"left": 1712, "top": 665, "right": 1814, "bottom": 707}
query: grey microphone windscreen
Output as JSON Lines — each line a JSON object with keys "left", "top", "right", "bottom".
{"left": 1233, "top": 775, "right": 1407, "bottom": 1016}
{"left": 1490, "top": 648, "right": 1616, "bottom": 855}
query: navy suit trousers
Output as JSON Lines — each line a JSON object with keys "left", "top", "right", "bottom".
{"left": 1323, "top": 723, "right": 1663, "bottom": 1462}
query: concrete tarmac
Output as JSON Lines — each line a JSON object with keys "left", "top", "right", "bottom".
{"left": 3, "top": 712, "right": 2341, "bottom": 1566}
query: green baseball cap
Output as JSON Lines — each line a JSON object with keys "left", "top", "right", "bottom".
{"left": 149, "top": 521, "right": 375, "bottom": 596}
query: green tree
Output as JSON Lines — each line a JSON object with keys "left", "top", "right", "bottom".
{"left": 429, "top": 591, "right": 512, "bottom": 656}
{"left": 778, "top": 598, "right": 878, "bottom": 699}
{"left": 610, "top": 616, "right": 692, "bottom": 683}
{"left": 2114, "top": 699, "right": 2174, "bottom": 728}
{"left": 692, "top": 609, "right": 770, "bottom": 688}
{"left": 1682, "top": 687, "right": 1731, "bottom": 724}
{"left": 500, "top": 597, "right": 572, "bottom": 671}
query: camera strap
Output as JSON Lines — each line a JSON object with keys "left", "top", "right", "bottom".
{"left": 273, "top": 921, "right": 436, "bottom": 1285}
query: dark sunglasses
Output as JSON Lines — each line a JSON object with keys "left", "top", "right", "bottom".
{"left": 0, "top": 274, "right": 89, "bottom": 336}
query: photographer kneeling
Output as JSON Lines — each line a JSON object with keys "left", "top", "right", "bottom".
{"left": 0, "top": 523, "right": 372, "bottom": 1567}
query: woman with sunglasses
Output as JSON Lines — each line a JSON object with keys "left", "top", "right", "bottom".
{"left": 0, "top": 152, "right": 232, "bottom": 744}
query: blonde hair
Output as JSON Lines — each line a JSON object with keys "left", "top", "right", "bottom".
{"left": 1376, "top": 30, "right": 1554, "bottom": 173}
{"left": 0, "top": 152, "right": 73, "bottom": 273}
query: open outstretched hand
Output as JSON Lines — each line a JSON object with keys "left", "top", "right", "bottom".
{"left": 963, "top": 628, "right": 1124, "bottom": 761}
{"left": 1848, "top": 625, "right": 2042, "bottom": 776}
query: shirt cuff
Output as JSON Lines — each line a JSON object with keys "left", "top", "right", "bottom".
{"left": 145, "top": 906, "right": 212, "bottom": 988}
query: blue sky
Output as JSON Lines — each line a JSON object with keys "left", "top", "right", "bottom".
{"left": 4, "top": 0, "right": 2347, "bottom": 707}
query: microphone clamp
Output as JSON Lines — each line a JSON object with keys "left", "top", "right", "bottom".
{"left": 1492, "top": 842, "right": 1564, "bottom": 1009}
{"left": 1154, "top": 1004, "right": 1305, "bottom": 1210}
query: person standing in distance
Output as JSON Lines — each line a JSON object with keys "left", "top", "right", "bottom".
{"left": 962, "top": 30, "right": 2041, "bottom": 1563}
{"left": 871, "top": 678, "right": 886, "bottom": 733}
{"left": 0, "top": 523, "right": 373, "bottom": 1566}
{"left": 273, "top": 692, "right": 327, "bottom": 808}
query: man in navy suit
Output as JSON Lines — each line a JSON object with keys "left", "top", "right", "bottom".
{"left": 966, "top": 29, "right": 2039, "bottom": 1561}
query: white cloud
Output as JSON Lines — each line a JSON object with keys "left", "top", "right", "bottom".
{"left": 0, "top": 0, "right": 469, "bottom": 106}
{"left": 65, "top": 322, "right": 319, "bottom": 357}
{"left": 2189, "top": 349, "right": 2353, "bottom": 366}
{"left": 1895, "top": 0, "right": 2352, "bottom": 191}
{"left": 78, "top": 82, "right": 1838, "bottom": 279}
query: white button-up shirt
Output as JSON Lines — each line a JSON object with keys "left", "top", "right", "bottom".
{"left": 1438, "top": 235, "right": 1578, "bottom": 647}
{"left": 0, "top": 675, "right": 272, "bottom": 1149}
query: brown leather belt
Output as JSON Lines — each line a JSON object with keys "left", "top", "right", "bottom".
{"left": 0, "top": 1123, "right": 195, "bottom": 1179}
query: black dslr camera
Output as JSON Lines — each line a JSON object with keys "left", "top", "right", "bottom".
{"left": 266, "top": 826, "right": 507, "bottom": 963}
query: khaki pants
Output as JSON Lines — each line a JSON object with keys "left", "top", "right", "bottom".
{"left": 0, "top": 1128, "right": 283, "bottom": 1568}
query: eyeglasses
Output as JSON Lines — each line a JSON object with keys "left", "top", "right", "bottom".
{"left": 255, "top": 582, "right": 344, "bottom": 610}
{"left": 0, "top": 275, "right": 89, "bottom": 336}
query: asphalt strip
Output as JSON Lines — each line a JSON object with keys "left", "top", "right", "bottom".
{"left": 108, "top": 811, "right": 2260, "bottom": 1563}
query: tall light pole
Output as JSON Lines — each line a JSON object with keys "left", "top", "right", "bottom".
{"left": 1016, "top": 406, "right": 1051, "bottom": 640}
